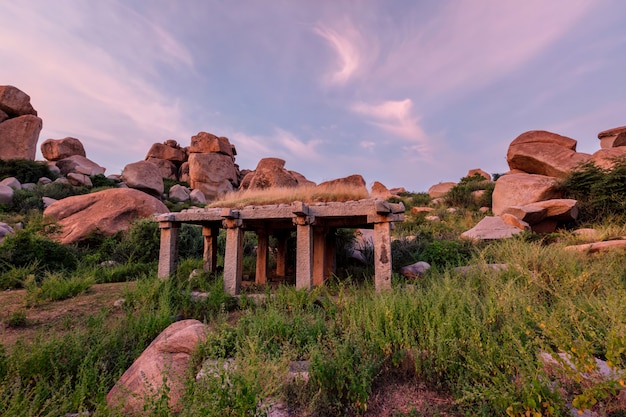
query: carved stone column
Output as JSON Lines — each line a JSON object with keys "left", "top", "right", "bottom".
{"left": 157, "top": 221, "right": 180, "bottom": 279}
{"left": 202, "top": 226, "right": 219, "bottom": 273}
{"left": 256, "top": 228, "right": 269, "bottom": 285}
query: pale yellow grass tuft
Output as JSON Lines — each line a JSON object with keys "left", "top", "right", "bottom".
{"left": 209, "top": 185, "right": 370, "bottom": 208}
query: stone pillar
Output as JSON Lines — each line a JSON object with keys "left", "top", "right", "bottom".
{"left": 373, "top": 221, "right": 392, "bottom": 292}
{"left": 312, "top": 227, "right": 327, "bottom": 286}
{"left": 275, "top": 231, "right": 289, "bottom": 278}
{"left": 157, "top": 222, "right": 180, "bottom": 279}
{"left": 202, "top": 226, "right": 219, "bottom": 273}
{"left": 223, "top": 218, "right": 243, "bottom": 295}
{"left": 256, "top": 229, "right": 269, "bottom": 285}
{"left": 325, "top": 228, "right": 337, "bottom": 278}
{"left": 294, "top": 216, "right": 314, "bottom": 290}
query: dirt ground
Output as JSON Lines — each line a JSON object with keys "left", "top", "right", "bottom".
{"left": 0, "top": 282, "right": 458, "bottom": 416}
{"left": 0, "top": 282, "right": 134, "bottom": 349}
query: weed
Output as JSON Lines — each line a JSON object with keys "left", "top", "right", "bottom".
{"left": 7, "top": 310, "right": 28, "bottom": 328}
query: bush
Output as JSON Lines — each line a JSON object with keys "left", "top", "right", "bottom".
{"left": 0, "top": 220, "right": 78, "bottom": 278}
{"left": 444, "top": 173, "right": 494, "bottom": 209}
{"left": 10, "top": 182, "right": 84, "bottom": 213}
{"left": 0, "top": 159, "right": 56, "bottom": 183}
{"left": 560, "top": 158, "right": 626, "bottom": 223}
{"left": 420, "top": 239, "right": 473, "bottom": 267}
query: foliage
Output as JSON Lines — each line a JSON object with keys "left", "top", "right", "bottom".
{"left": 0, "top": 159, "right": 56, "bottom": 183}
{"left": 24, "top": 272, "right": 94, "bottom": 305}
{"left": 10, "top": 181, "right": 85, "bottom": 213}
{"left": 89, "top": 174, "right": 118, "bottom": 189}
{"left": 0, "top": 217, "right": 78, "bottom": 282}
{"left": 560, "top": 158, "right": 626, "bottom": 223}
{"left": 444, "top": 173, "right": 494, "bottom": 209}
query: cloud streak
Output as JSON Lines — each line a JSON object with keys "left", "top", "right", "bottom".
{"left": 352, "top": 99, "right": 431, "bottom": 157}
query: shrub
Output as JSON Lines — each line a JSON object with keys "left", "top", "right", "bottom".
{"left": 560, "top": 158, "right": 626, "bottom": 223}
{"left": 0, "top": 159, "right": 56, "bottom": 183}
{"left": 420, "top": 239, "right": 473, "bottom": 268}
{"left": 10, "top": 182, "right": 84, "bottom": 213}
{"left": 0, "top": 220, "right": 78, "bottom": 276}
{"left": 25, "top": 272, "right": 94, "bottom": 305}
{"left": 444, "top": 173, "right": 494, "bottom": 209}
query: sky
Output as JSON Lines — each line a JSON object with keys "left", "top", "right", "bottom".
{"left": 1, "top": 1, "right": 625, "bottom": 192}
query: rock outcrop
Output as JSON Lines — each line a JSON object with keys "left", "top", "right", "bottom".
{"left": 506, "top": 130, "right": 590, "bottom": 178}
{"left": 187, "top": 132, "right": 239, "bottom": 200}
{"left": 55, "top": 155, "right": 106, "bottom": 176}
{"left": 0, "top": 86, "right": 42, "bottom": 161}
{"left": 239, "top": 158, "right": 310, "bottom": 190}
{"left": 598, "top": 125, "right": 626, "bottom": 149}
{"left": 316, "top": 174, "right": 367, "bottom": 195}
{"left": 107, "top": 319, "right": 209, "bottom": 415}
{"left": 491, "top": 173, "right": 562, "bottom": 216}
{"left": 460, "top": 216, "right": 525, "bottom": 240}
{"left": 40, "top": 137, "right": 86, "bottom": 161}
{"left": 428, "top": 182, "right": 456, "bottom": 198}
{"left": 43, "top": 188, "right": 169, "bottom": 244}
{"left": 121, "top": 161, "right": 164, "bottom": 198}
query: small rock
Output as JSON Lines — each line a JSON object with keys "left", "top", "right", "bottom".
{"left": 400, "top": 261, "right": 431, "bottom": 278}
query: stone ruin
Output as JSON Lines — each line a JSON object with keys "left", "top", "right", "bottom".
{"left": 155, "top": 199, "right": 405, "bottom": 294}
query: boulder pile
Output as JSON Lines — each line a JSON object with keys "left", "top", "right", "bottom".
{"left": 0, "top": 85, "right": 42, "bottom": 160}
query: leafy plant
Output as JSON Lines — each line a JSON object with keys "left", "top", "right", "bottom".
{"left": 0, "top": 159, "right": 56, "bottom": 183}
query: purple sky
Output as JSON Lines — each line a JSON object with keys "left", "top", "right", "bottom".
{"left": 1, "top": 1, "right": 625, "bottom": 192}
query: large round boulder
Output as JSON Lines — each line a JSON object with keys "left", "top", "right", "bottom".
{"left": 491, "top": 173, "right": 562, "bottom": 215}
{"left": 239, "top": 158, "right": 301, "bottom": 190}
{"left": 43, "top": 188, "right": 169, "bottom": 244}
{"left": 506, "top": 130, "right": 591, "bottom": 178}
{"left": 121, "top": 160, "right": 164, "bottom": 197}
{"left": 40, "top": 137, "right": 86, "bottom": 161}
{"left": 107, "top": 319, "right": 209, "bottom": 415}
{"left": 55, "top": 155, "right": 106, "bottom": 176}
{"left": 188, "top": 153, "right": 238, "bottom": 200}
{"left": 0, "top": 115, "right": 42, "bottom": 160}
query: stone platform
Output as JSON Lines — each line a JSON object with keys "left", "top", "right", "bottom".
{"left": 155, "top": 198, "right": 404, "bottom": 294}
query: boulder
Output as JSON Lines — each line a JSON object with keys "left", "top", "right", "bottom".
{"left": 506, "top": 130, "right": 591, "bottom": 178}
{"left": 169, "top": 184, "right": 190, "bottom": 202}
{"left": 40, "top": 137, "right": 86, "bottom": 161}
{"left": 399, "top": 261, "right": 431, "bottom": 278}
{"left": 428, "top": 182, "right": 456, "bottom": 198}
{"left": 147, "top": 157, "right": 178, "bottom": 180}
{"left": 56, "top": 155, "right": 106, "bottom": 176}
{"left": 530, "top": 218, "right": 558, "bottom": 234}
{"left": 598, "top": 125, "right": 626, "bottom": 149}
{"left": 0, "top": 177, "right": 21, "bottom": 190}
{"left": 0, "top": 222, "right": 14, "bottom": 244}
{"left": 178, "top": 162, "right": 190, "bottom": 183}
{"left": 145, "top": 142, "right": 187, "bottom": 163}
{"left": 491, "top": 173, "right": 562, "bottom": 216}
{"left": 189, "top": 132, "right": 234, "bottom": 157}
{"left": 501, "top": 199, "right": 578, "bottom": 224}
{"left": 590, "top": 147, "right": 626, "bottom": 170}
{"left": 43, "top": 188, "right": 169, "bottom": 244}
{"left": 107, "top": 319, "right": 209, "bottom": 415}
{"left": 501, "top": 213, "right": 531, "bottom": 231}
{"left": 0, "top": 115, "right": 43, "bottom": 160}
{"left": 67, "top": 173, "right": 93, "bottom": 187}
{"left": 0, "top": 109, "right": 8, "bottom": 123}
{"left": 0, "top": 185, "right": 13, "bottom": 205}
{"left": 460, "top": 216, "right": 525, "bottom": 240}
{"left": 121, "top": 160, "right": 164, "bottom": 197}
{"left": 239, "top": 158, "right": 300, "bottom": 190}
{"left": 189, "top": 189, "right": 207, "bottom": 205}
{"left": 564, "top": 240, "right": 626, "bottom": 254}
{"left": 467, "top": 168, "right": 491, "bottom": 181}
{"left": 411, "top": 206, "right": 435, "bottom": 215}
{"left": 289, "top": 170, "right": 315, "bottom": 187}
{"left": 42, "top": 196, "right": 57, "bottom": 208}
{"left": 0, "top": 85, "right": 37, "bottom": 116}
{"left": 371, "top": 181, "right": 392, "bottom": 199}
{"left": 188, "top": 153, "right": 238, "bottom": 200}
{"left": 316, "top": 174, "right": 367, "bottom": 195}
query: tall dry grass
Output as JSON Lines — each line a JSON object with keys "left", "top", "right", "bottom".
{"left": 209, "top": 184, "right": 370, "bottom": 208}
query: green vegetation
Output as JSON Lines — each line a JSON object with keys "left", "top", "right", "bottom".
{"left": 0, "top": 159, "right": 56, "bottom": 183}
{"left": 1, "top": 162, "right": 626, "bottom": 416}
